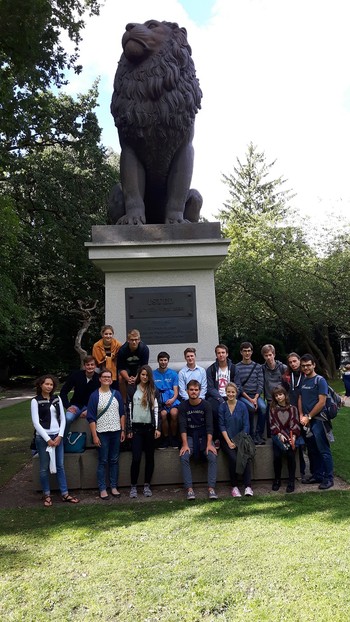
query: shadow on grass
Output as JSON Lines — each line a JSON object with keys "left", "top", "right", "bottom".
{"left": 1, "top": 489, "right": 349, "bottom": 536}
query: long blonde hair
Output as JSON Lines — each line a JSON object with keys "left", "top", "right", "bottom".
{"left": 135, "top": 365, "right": 156, "bottom": 409}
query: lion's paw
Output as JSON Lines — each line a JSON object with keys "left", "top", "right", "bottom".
{"left": 116, "top": 214, "right": 146, "bottom": 225}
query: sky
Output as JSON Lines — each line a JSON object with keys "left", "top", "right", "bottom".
{"left": 66, "top": 0, "right": 350, "bottom": 228}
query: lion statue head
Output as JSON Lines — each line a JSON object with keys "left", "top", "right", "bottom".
{"left": 109, "top": 20, "right": 203, "bottom": 224}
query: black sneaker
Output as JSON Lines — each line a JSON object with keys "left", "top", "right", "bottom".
{"left": 318, "top": 479, "right": 334, "bottom": 490}
{"left": 272, "top": 479, "right": 281, "bottom": 491}
{"left": 286, "top": 482, "right": 295, "bottom": 493}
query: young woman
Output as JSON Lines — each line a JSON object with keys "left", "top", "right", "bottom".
{"left": 127, "top": 365, "right": 161, "bottom": 498}
{"left": 92, "top": 325, "right": 122, "bottom": 387}
{"left": 31, "top": 375, "right": 79, "bottom": 507}
{"left": 218, "top": 382, "right": 255, "bottom": 497}
{"left": 269, "top": 385, "right": 301, "bottom": 493}
{"left": 87, "top": 370, "right": 125, "bottom": 500}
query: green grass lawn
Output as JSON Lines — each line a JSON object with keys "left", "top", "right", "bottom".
{"left": 1, "top": 384, "right": 350, "bottom": 620}
{"left": 1, "top": 493, "right": 350, "bottom": 621}
{"left": 0, "top": 400, "right": 33, "bottom": 487}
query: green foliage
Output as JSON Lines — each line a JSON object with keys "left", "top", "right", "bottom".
{"left": 0, "top": 0, "right": 101, "bottom": 175}
{"left": 3, "top": 144, "right": 119, "bottom": 373}
{"left": 216, "top": 144, "right": 347, "bottom": 375}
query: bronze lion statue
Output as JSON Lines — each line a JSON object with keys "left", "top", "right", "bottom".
{"left": 109, "top": 20, "right": 203, "bottom": 225}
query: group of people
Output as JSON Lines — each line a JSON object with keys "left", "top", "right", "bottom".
{"left": 31, "top": 326, "right": 337, "bottom": 506}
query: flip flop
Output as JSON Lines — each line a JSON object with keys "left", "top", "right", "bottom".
{"left": 99, "top": 493, "right": 110, "bottom": 501}
{"left": 110, "top": 489, "right": 121, "bottom": 498}
{"left": 61, "top": 494, "right": 80, "bottom": 504}
{"left": 43, "top": 495, "right": 53, "bottom": 507}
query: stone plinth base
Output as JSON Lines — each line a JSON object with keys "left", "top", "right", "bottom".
{"left": 86, "top": 223, "right": 230, "bottom": 367}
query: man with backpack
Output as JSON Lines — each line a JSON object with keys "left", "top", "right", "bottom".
{"left": 298, "top": 353, "right": 334, "bottom": 490}
{"left": 261, "top": 344, "right": 288, "bottom": 437}
{"left": 236, "top": 342, "right": 266, "bottom": 445}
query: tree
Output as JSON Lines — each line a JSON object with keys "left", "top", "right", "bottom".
{"left": 0, "top": 0, "right": 101, "bottom": 176}
{"left": 215, "top": 144, "right": 346, "bottom": 377}
{"left": 1, "top": 144, "right": 120, "bottom": 377}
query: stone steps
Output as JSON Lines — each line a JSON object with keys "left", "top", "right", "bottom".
{"left": 32, "top": 418, "right": 299, "bottom": 490}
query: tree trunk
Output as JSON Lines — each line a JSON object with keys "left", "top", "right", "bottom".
{"left": 71, "top": 300, "right": 99, "bottom": 369}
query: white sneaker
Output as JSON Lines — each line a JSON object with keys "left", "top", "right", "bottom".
{"left": 129, "top": 486, "right": 137, "bottom": 499}
{"left": 143, "top": 484, "right": 152, "bottom": 497}
{"left": 231, "top": 486, "right": 241, "bottom": 498}
{"left": 244, "top": 486, "right": 254, "bottom": 497}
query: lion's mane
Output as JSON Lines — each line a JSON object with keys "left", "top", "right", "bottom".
{"left": 111, "top": 21, "right": 202, "bottom": 152}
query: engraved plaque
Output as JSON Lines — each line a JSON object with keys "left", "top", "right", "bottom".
{"left": 125, "top": 286, "right": 197, "bottom": 344}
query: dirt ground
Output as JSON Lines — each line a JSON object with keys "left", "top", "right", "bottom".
{"left": 1, "top": 460, "right": 349, "bottom": 510}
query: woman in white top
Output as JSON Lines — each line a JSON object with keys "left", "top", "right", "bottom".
{"left": 127, "top": 365, "right": 161, "bottom": 499}
{"left": 87, "top": 369, "right": 125, "bottom": 500}
{"left": 31, "top": 374, "right": 79, "bottom": 507}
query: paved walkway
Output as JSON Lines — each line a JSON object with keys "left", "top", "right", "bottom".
{"left": 0, "top": 389, "right": 34, "bottom": 409}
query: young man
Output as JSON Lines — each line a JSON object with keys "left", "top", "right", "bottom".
{"left": 178, "top": 380, "right": 218, "bottom": 500}
{"left": 153, "top": 351, "right": 180, "bottom": 448}
{"left": 298, "top": 353, "right": 334, "bottom": 490}
{"left": 178, "top": 347, "right": 207, "bottom": 400}
{"left": 261, "top": 344, "right": 287, "bottom": 436}
{"left": 117, "top": 329, "right": 149, "bottom": 401}
{"left": 284, "top": 352, "right": 303, "bottom": 407}
{"left": 235, "top": 342, "right": 266, "bottom": 445}
{"left": 206, "top": 344, "right": 242, "bottom": 441}
{"left": 60, "top": 355, "right": 100, "bottom": 439}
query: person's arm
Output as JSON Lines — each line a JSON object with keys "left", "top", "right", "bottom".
{"left": 139, "top": 342, "right": 150, "bottom": 366}
{"left": 200, "top": 368, "right": 207, "bottom": 399}
{"left": 53, "top": 397, "right": 66, "bottom": 446}
{"left": 31, "top": 398, "right": 51, "bottom": 443}
{"left": 232, "top": 365, "right": 242, "bottom": 395}
{"left": 115, "top": 391, "right": 126, "bottom": 442}
{"left": 206, "top": 365, "right": 221, "bottom": 400}
{"left": 178, "top": 369, "right": 188, "bottom": 400}
{"left": 89, "top": 420, "right": 100, "bottom": 447}
{"left": 59, "top": 373, "right": 75, "bottom": 409}
{"left": 241, "top": 402, "right": 250, "bottom": 435}
{"left": 92, "top": 342, "right": 105, "bottom": 367}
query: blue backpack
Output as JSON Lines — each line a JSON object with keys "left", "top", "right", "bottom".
{"left": 315, "top": 376, "right": 342, "bottom": 420}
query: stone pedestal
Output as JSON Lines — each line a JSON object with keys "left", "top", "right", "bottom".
{"left": 86, "top": 223, "right": 229, "bottom": 367}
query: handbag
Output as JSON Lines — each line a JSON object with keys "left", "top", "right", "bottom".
{"left": 64, "top": 431, "right": 87, "bottom": 453}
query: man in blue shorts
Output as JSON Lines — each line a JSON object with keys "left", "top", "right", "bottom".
{"left": 153, "top": 352, "right": 180, "bottom": 448}
{"left": 298, "top": 353, "right": 334, "bottom": 489}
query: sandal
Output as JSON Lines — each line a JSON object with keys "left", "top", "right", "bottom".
{"left": 61, "top": 493, "right": 80, "bottom": 504}
{"left": 43, "top": 495, "right": 53, "bottom": 507}
{"left": 110, "top": 488, "right": 121, "bottom": 498}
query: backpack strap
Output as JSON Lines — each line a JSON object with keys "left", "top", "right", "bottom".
{"left": 241, "top": 362, "right": 257, "bottom": 387}
{"left": 96, "top": 390, "right": 116, "bottom": 420}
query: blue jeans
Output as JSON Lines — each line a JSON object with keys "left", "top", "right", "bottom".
{"left": 310, "top": 418, "right": 333, "bottom": 481}
{"left": 35, "top": 434, "right": 68, "bottom": 496}
{"left": 64, "top": 405, "right": 86, "bottom": 441}
{"left": 97, "top": 430, "right": 121, "bottom": 492}
{"left": 239, "top": 397, "right": 267, "bottom": 437}
{"left": 180, "top": 436, "right": 217, "bottom": 489}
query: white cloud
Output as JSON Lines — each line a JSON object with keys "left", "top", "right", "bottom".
{"left": 66, "top": 0, "right": 350, "bottom": 225}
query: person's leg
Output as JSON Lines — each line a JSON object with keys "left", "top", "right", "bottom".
{"left": 243, "top": 460, "right": 252, "bottom": 488}
{"left": 144, "top": 427, "right": 156, "bottom": 485}
{"left": 130, "top": 427, "right": 144, "bottom": 486}
{"left": 180, "top": 436, "right": 194, "bottom": 490}
{"left": 206, "top": 443, "right": 217, "bottom": 490}
{"left": 169, "top": 407, "right": 179, "bottom": 446}
{"left": 220, "top": 437, "right": 238, "bottom": 486}
{"left": 96, "top": 432, "right": 109, "bottom": 494}
{"left": 207, "top": 398, "right": 220, "bottom": 441}
{"left": 54, "top": 437, "right": 68, "bottom": 496}
{"left": 272, "top": 442, "right": 282, "bottom": 488}
{"left": 35, "top": 434, "right": 51, "bottom": 496}
{"left": 64, "top": 406, "right": 83, "bottom": 441}
{"left": 160, "top": 409, "right": 170, "bottom": 447}
{"left": 256, "top": 397, "right": 267, "bottom": 439}
{"left": 108, "top": 430, "right": 121, "bottom": 489}
{"left": 286, "top": 448, "right": 296, "bottom": 483}
{"left": 311, "top": 419, "right": 334, "bottom": 483}
{"left": 304, "top": 434, "right": 323, "bottom": 481}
